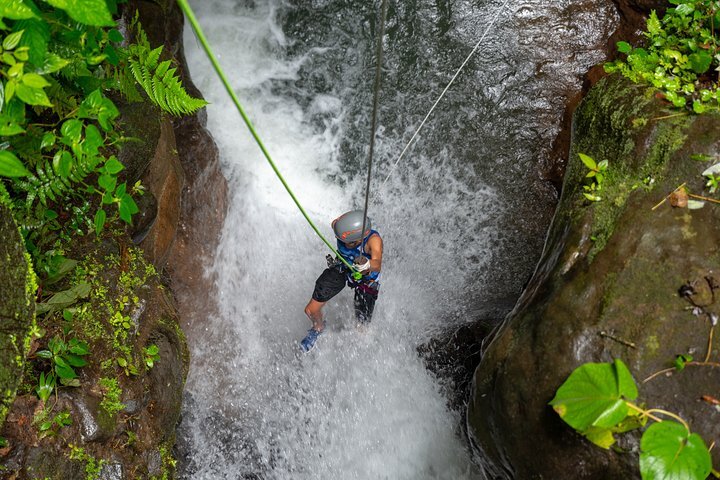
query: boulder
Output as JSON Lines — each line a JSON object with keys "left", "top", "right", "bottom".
{"left": 470, "top": 75, "right": 720, "bottom": 478}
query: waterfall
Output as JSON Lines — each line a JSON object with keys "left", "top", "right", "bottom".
{"left": 178, "top": 0, "right": 617, "bottom": 478}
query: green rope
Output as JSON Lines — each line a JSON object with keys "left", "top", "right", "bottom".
{"left": 176, "top": 0, "right": 359, "bottom": 277}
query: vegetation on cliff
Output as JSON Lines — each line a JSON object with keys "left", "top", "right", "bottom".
{"left": 0, "top": 0, "right": 200, "bottom": 477}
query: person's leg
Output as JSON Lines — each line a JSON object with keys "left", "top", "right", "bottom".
{"left": 306, "top": 267, "right": 346, "bottom": 331}
{"left": 304, "top": 299, "right": 327, "bottom": 331}
{"left": 354, "top": 285, "right": 378, "bottom": 324}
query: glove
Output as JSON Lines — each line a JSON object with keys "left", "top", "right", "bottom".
{"left": 326, "top": 254, "right": 337, "bottom": 268}
{"left": 354, "top": 256, "right": 371, "bottom": 272}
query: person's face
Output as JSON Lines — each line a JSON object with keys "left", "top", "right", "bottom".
{"left": 343, "top": 239, "right": 361, "bottom": 249}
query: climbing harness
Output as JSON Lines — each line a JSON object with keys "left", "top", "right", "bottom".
{"left": 378, "top": 0, "right": 513, "bottom": 189}
{"left": 360, "top": 0, "right": 389, "bottom": 246}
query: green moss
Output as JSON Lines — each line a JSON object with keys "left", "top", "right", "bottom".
{"left": 569, "top": 76, "right": 691, "bottom": 260}
{"left": 0, "top": 204, "right": 35, "bottom": 428}
{"left": 68, "top": 444, "right": 105, "bottom": 480}
{"left": 66, "top": 247, "right": 158, "bottom": 376}
{"left": 150, "top": 442, "right": 178, "bottom": 480}
{"left": 99, "top": 377, "right": 125, "bottom": 416}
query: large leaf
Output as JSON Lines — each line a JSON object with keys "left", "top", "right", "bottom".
{"left": 639, "top": 422, "right": 711, "bottom": 480}
{"left": 0, "top": 149, "right": 30, "bottom": 177}
{"left": 35, "top": 282, "right": 91, "bottom": 314}
{"left": 688, "top": 52, "right": 712, "bottom": 74}
{"left": 15, "top": 82, "right": 51, "bottom": 106}
{"left": 15, "top": 18, "right": 49, "bottom": 66}
{"left": 45, "top": 0, "right": 114, "bottom": 26}
{"left": 549, "top": 359, "right": 638, "bottom": 432}
{"left": 0, "top": 0, "right": 38, "bottom": 20}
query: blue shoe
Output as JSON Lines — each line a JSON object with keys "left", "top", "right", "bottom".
{"left": 300, "top": 326, "right": 324, "bottom": 353}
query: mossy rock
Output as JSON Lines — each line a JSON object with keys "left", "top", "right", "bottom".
{"left": 0, "top": 203, "right": 35, "bottom": 429}
{"left": 469, "top": 75, "right": 720, "bottom": 478}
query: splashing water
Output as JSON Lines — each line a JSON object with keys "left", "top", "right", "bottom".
{"left": 178, "top": 0, "right": 617, "bottom": 478}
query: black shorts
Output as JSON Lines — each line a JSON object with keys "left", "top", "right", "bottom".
{"left": 312, "top": 267, "right": 379, "bottom": 323}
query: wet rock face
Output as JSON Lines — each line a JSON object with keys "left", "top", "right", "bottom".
{"left": 0, "top": 244, "right": 189, "bottom": 479}
{"left": 0, "top": 204, "right": 34, "bottom": 428}
{"left": 469, "top": 75, "right": 720, "bottom": 479}
{"left": 124, "top": 0, "right": 227, "bottom": 329}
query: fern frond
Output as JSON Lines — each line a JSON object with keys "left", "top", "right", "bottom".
{"left": 124, "top": 21, "right": 208, "bottom": 117}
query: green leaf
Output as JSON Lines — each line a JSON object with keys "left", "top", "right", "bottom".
{"left": 68, "top": 339, "right": 89, "bottom": 356}
{"left": 640, "top": 422, "right": 711, "bottom": 480}
{"left": 40, "top": 132, "right": 55, "bottom": 150}
{"left": 3, "top": 29, "right": 23, "bottom": 50}
{"left": 583, "top": 426, "right": 617, "bottom": 449}
{"left": 692, "top": 100, "right": 706, "bottom": 114}
{"left": 35, "top": 283, "right": 92, "bottom": 314}
{"left": 97, "top": 174, "right": 116, "bottom": 192}
{"left": 84, "top": 124, "right": 102, "bottom": 156}
{"left": 64, "top": 353, "right": 87, "bottom": 368}
{"left": 688, "top": 52, "right": 712, "bottom": 74}
{"left": 118, "top": 195, "right": 134, "bottom": 223}
{"left": 36, "top": 350, "right": 52, "bottom": 359}
{"left": 45, "top": 258, "right": 77, "bottom": 285}
{"left": 94, "top": 208, "right": 106, "bottom": 235}
{"left": 61, "top": 119, "right": 83, "bottom": 143}
{"left": 60, "top": 377, "right": 80, "bottom": 387}
{"left": 38, "top": 53, "right": 69, "bottom": 74}
{"left": 108, "top": 28, "right": 123, "bottom": 43}
{"left": 104, "top": 157, "right": 123, "bottom": 174}
{"left": 52, "top": 150, "right": 72, "bottom": 178}
{"left": 647, "top": 10, "right": 661, "bottom": 36}
{"left": 617, "top": 41, "right": 632, "bottom": 54}
{"left": 674, "top": 2, "right": 695, "bottom": 16}
{"left": 15, "top": 83, "right": 51, "bottom": 106}
{"left": 549, "top": 359, "right": 638, "bottom": 432}
{"left": 116, "top": 357, "right": 127, "bottom": 367}
{"left": 16, "top": 18, "right": 49, "bottom": 66}
{"left": 0, "top": 150, "right": 30, "bottom": 177}
{"left": 579, "top": 153, "right": 597, "bottom": 170}
{"left": 45, "top": 0, "right": 114, "bottom": 26}
{"left": 0, "top": 0, "right": 38, "bottom": 20}
{"left": 54, "top": 361, "right": 76, "bottom": 380}
{"left": 21, "top": 72, "right": 49, "bottom": 88}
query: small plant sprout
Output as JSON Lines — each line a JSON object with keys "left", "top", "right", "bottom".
{"left": 37, "top": 410, "right": 72, "bottom": 439}
{"left": 36, "top": 336, "right": 90, "bottom": 387}
{"left": 702, "top": 161, "right": 720, "bottom": 193}
{"left": 143, "top": 344, "right": 160, "bottom": 369}
{"left": 579, "top": 153, "right": 608, "bottom": 202}
{"left": 36, "top": 372, "right": 55, "bottom": 404}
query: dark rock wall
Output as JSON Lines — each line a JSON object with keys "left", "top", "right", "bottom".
{"left": 470, "top": 74, "right": 720, "bottom": 479}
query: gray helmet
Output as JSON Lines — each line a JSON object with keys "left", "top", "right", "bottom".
{"left": 332, "top": 210, "right": 371, "bottom": 243}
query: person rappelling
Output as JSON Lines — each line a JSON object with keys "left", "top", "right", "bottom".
{"left": 299, "top": 210, "right": 383, "bottom": 352}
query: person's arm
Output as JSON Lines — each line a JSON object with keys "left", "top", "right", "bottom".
{"left": 365, "top": 234, "right": 383, "bottom": 273}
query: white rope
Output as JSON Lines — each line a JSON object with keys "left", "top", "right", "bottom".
{"left": 379, "top": 0, "right": 513, "bottom": 189}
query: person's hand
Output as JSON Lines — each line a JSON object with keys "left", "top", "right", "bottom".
{"left": 354, "top": 256, "right": 371, "bottom": 273}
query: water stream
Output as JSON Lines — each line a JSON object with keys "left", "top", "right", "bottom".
{"left": 177, "top": 1, "right": 618, "bottom": 478}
